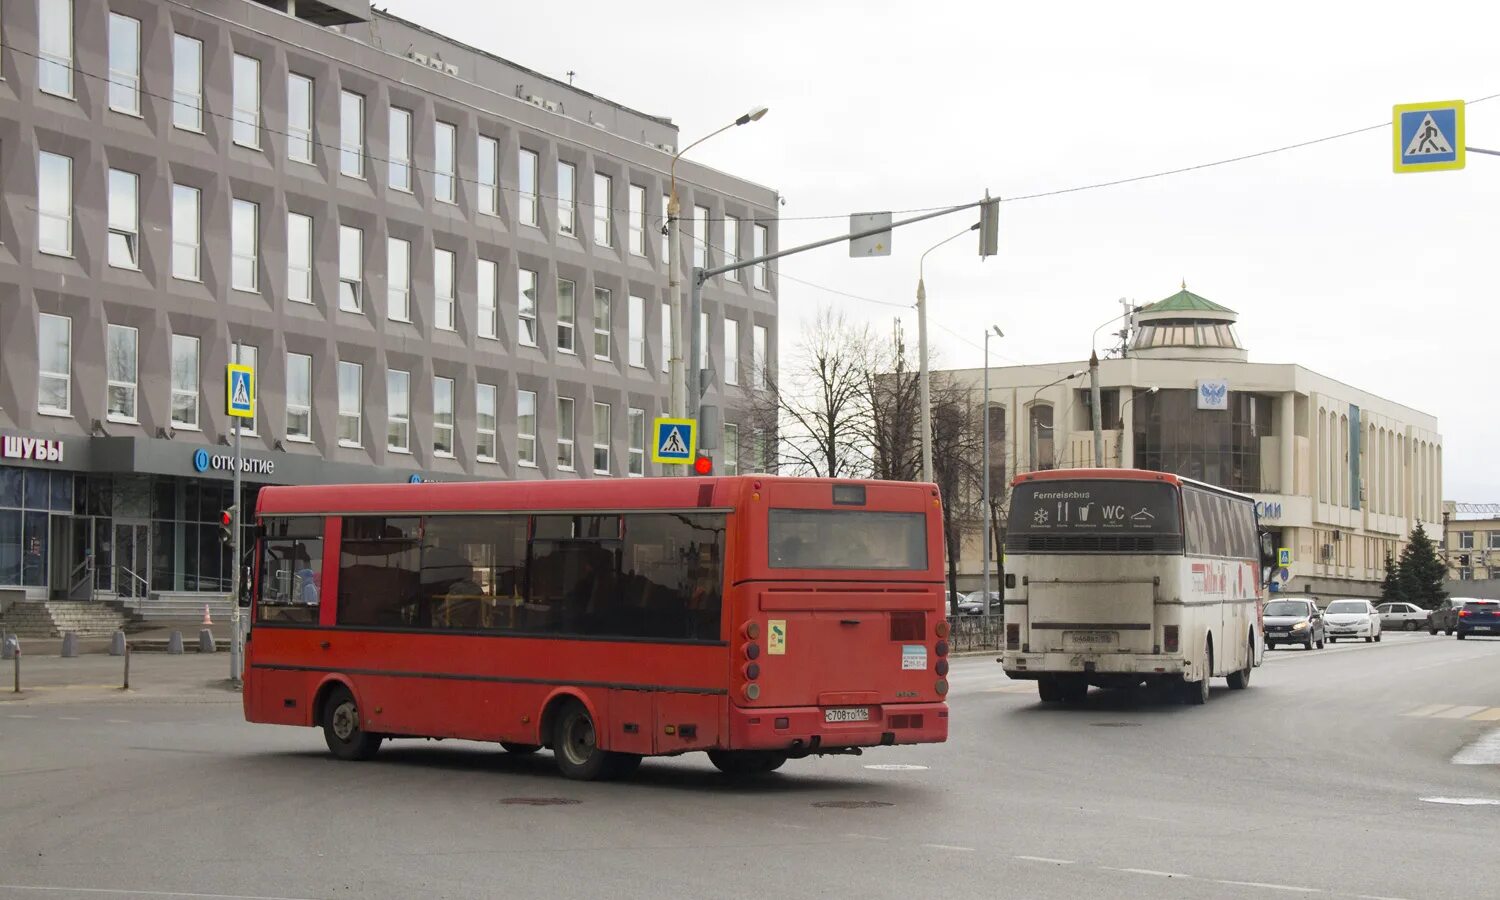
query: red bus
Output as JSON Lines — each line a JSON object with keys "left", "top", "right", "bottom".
{"left": 243, "top": 475, "right": 949, "bottom": 780}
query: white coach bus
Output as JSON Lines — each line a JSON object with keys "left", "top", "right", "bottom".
{"left": 1000, "top": 469, "right": 1274, "bottom": 705}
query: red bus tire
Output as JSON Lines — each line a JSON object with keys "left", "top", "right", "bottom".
{"left": 500, "top": 742, "right": 541, "bottom": 755}
{"left": 322, "top": 686, "right": 382, "bottom": 761}
{"left": 708, "top": 750, "right": 788, "bottom": 776}
{"left": 551, "top": 700, "right": 637, "bottom": 781}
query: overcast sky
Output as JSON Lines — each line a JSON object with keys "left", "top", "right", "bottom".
{"left": 382, "top": 0, "right": 1499, "bottom": 500}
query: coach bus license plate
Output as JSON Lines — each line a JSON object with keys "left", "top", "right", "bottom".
{"left": 1068, "top": 631, "right": 1115, "bottom": 646}
{"left": 824, "top": 707, "right": 871, "bottom": 723}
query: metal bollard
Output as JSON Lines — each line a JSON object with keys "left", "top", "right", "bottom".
{"left": 61, "top": 632, "right": 79, "bottom": 658}
{"left": 109, "top": 630, "right": 126, "bottom": 657}
{"left": 122, "top": 640, "right": 130, "bottom": 691}
{"left": 167, "top": 630, "right": 184, "bottom": 655}
{"left": 198, "top": 629, "right": 216, "bottom": 653}
{"left": 10, "top": 641, "right": 18, "bottom": 693}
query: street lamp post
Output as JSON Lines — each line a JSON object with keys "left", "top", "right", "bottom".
{"left": 1116, "top": 386, "right": 1159, "bottom": 467}
{"left": 1088, "top": 303, "right": 1133, "bottom": 468}
{"left": 915, "top": 223, "right": 980, "bottom": 483}
{"left": 980, "top": 326, "right": 1003, "bottom": 616}
{"left": 668, "top": 106, "right": 768, "bottom": 474}
{"left": 1029, "top": 370, "right": 1087, "bottom": 471}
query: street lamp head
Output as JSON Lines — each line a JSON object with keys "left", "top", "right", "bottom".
{"left": 991, "top": 326, "right": 1004, "bottom": 338}
{"left": 1146, "top": 386, "right": 1160, "bottom": 394}
{"left": 736, "top": 105, "right": 770, "bottom": 126}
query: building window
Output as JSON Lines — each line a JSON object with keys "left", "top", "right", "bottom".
{"left": 170, "top": 334, "right": 200, "bottom": 429}
{"left": 231, "top": 199, "right": 259, "bottom": 292}
{"left": 753, "top": 224, "right": 769, "bottom": 290}
{"left": 476, "top": 383, "right": 498, "bottom": 462}
{"left": 1489, "top": 532, "right": 1500, "bottom": 551}
{"left": 723, "top": 423, "right": 740, "bottom": 476}
{"left": 336, "top": 225, "right": 362, "bottom": 312}
{"left": 232, "top": 53, "right": 261, "bottom": 148}
{"left": 753, "top": 324, "right": 769, "bottom": 389}
{"left": 593, "top": 173, "right": 612, "bottom": 247}
{"left": 593, "top": 402, "right": 611, "bottom": 474}
{"left": 478, "top": 136, "right": 499, "bottom": 216}
{"left": 171, "top": 34, "right": 202, "bottom": 131}
{"left": 693, "top": 205, "right": 710, "bottom": 269}
{"left": 724, "top": 215, "right": 741, "bottom": 282}
{"left": 387, "top": 106, "right": 411, "bottom": 191}
{"left": 519, "top": 149, "right": 539, "bottom": 226}
{"left": 287, "top": 212, "right": 312, "bottom": 303}
{"left": 38, "top": 150, "right": 71, "bottom": 257}
{"left": 340, "top": 91, "right": 364, "bottom": 178}
{"left": 387, "top": 236, "right": 410, "bottom": 322}
{"left": 558, "top": 161, "right": 577, "bottom": 237}
{"left": 172, "top": 184, "right": 200, "bottom": 280}
{"left": 557, "top": 396, "right": 576, "bottom": 471}
{"left": 628, "top": 295, "right": 646, "bottom": 368}
{"left": 628, "top": 408, "right": 645, "bottom": 476}
{"left": 1460, "top": 531, "right": 1475, "bottom": 549}
{"left": 234, "top": 345, "right": 258, "bottom": 435}
{"left": 37, "top": 313, "right": 71, "bottom": 415}
{"left": 1460, "top": 567, "right": 1473, "bottom": 581}
{"left": 287, "top": 74, "right": 314, "bottom": 164}
{"left": 107, "top": 13, "right": 140, "bottom": 115}
{"left": 435, "top": 121, "right": 456, "bottom": 203}
{"left": 106, "top": 324, "right": 138, "bottom": 422}
{"left": 519, "top": 269, "right": 539, "bottom": 346}
{"left": 38, "top": 0, "right": 73, "bottom": 98}
{"left": 434, "top": 248, "right": 455, "bottom": 331}
{"left": 433, "top": 377, "right": 455, "bottom": 457}
{"left": 724, "top": 318, "right": 740, "bottom": 386}
{"left": 557, "top": 278, "right": 576, "bottom": 353}
{"left": 337, "top": 361, "right": 362, "bottom": 447}
{"left": 517, "top": 390, "right": 538, "bottom": 467}
{"left": 1131, "top": 389, "right": 1272, "bottom": 493}
{"left": 286, "top": 353, "right": 312, "bottom": 441}
{"left": 107, "top": 168, "right": 139, "bottom": 269}
{"left": 386, "top": 369, "right": 410, "bottom": 453}
{"left": 477, "top": 258, "right": 498, "bottom": 339}
{"left": 661, "top": 301, "right": 671, "bottom": 374}
{"left": 628, "top": 184, "right": 646, "bottom": 256}
{"left": 594, "top": 287, "right": 612, "bottom": 360}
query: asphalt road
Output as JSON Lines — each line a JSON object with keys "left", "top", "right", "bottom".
{"left": 3, "top": 631, "right": 1500, "bottom": 899}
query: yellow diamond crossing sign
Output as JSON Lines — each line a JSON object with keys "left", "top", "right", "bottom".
{"left": 651, "top": 417, "right": 696, "bottom": 464}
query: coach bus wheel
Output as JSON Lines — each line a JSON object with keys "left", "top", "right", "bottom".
{"left": 1182, "top": 648, "right": 1211, "bottom": 706}
{"left": 1226, "top": 635, "right": 1253, "bottom": 690}
{"left": 500, "top": 742, "right": 541, "bottom": 755}
{"left": 708, "top": 750, "right": 788, "bottom": 777}
{"left": 322, "top": 686, "right": 382, "bottom": 761}
{"left": 1037, "top": 678, "right": 1064, "bottom": 703}
{"left": 552, "top": 701, "right": 640, "bottom": 781}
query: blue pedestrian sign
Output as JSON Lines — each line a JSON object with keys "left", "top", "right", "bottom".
{"left": 226, "top": 364, "right": 255, "bottom": 419}
{"left": 1278, "top": 547, "right": 1292, "bottom": 568}
{"left": 651, "top": 417, "right": 696, "bottom": 465}
{"left": 1393, "top": 100, "right": 1465, "bottom": 173}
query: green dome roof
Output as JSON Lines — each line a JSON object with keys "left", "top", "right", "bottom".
{"left": 1140, "top": 285, "right": 1235, "bottom": 315}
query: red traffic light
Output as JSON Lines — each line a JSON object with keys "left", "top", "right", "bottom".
{"left": 693, "top": 455, "right": 713, "bottom": 475}
{"left": 220, "top": 509, "right": 233, "bottom": 527}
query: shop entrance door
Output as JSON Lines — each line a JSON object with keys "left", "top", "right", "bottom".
{"left": 51, "top": 516, "right": 96, "bottom": 601}
{"left": 113, "top": 523, "right": 150, "bottom": 599}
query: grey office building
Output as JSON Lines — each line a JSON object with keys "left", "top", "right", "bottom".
{"left": 0, "top": 0, "right": 779, "bottom": 614}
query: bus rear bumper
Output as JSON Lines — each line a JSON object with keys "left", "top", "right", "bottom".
{"left": 727, "top": 702, "right": 948, "bottom": 752}
{"left": 1002, "top": 652, "right": 1192, "bottom": 681}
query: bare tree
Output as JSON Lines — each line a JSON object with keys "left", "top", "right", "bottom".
{"left": 929, "top": 373, "right": 984, "bottom": 612}
{"left": 864, "top": 320, "right": 923, "bottom": 483}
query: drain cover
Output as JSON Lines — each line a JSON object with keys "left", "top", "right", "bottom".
{"left": 812, "top": 800, "right": 894, "bottom": 809}
{"left": 501, "top": 797, "right": 581, "bottom": 806}
{"left": 1090, "top": 722, "right": 1141, "bottom": 728}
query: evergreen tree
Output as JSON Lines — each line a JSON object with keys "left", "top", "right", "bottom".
{"left": 1397, "top": 523, "right": 1448, "bottom": 609}
{"left": 1379, "top": 552, "right": 1404, "bottom": 604}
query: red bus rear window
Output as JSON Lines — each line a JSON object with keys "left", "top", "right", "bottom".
{"left": 768, "top": 509, "right": 927, "bottom": 570}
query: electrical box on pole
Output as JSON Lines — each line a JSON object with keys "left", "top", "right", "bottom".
{"left": 978, "top": 192, "right": 999, "bottom": 259}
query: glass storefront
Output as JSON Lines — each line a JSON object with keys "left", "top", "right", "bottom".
{"left": 1132, "top": 389, "right": 1274, "bottom": 493}
{"left": 0, "top": 467, "right": 68, "bottom": 586}
{"left": 151, "top": 478, "right": 258, "bottom": 593}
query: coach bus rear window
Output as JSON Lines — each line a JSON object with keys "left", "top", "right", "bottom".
{"left": 769, "top": 509, "right": 927, "bottom": 570}
{"left": 1007, "top": 481, "right": 1182, "bottom": 547}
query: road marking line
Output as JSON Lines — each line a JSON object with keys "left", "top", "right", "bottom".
{"left": 772, "top": 822, "right": 810, "bottom": 830}
{"left": 921, "top": 843, "right": 975, "bottom": 852}
{"left": 57, "top": 716, "right": 80, "bottom": 721}
{"left": 1014, "top": 856, "right": 1074, "bottom": 865}
{"left": 1214, "top": 880, "right": 1322, "bottom": 893}
{"left": 1468, "top": 708, "right": 1500, "bottom": 721}
{"left": 0, "top": 885, "right": 322, "bottom": 900}
{"left": 1433, "top": 705, "right": 1486, "bottom": 719}
{"left": 1355, "top": 895, "right": 1413, "bottom": 900}
{"left": 1107, "top": 868, "right": 1189, "bottom": 878}
{"left": 1421, "top": 796, "right": 1500, "bottom": 805}
{"left": 105, "top": 719, "right": 131, "bottom": 725}
{"left": 1452, "top": 729, "right": 1500, "bottom": 765}
{"left": 6, "top": 714, "right": 38, "bottom": 719}
{"left": 1401, "top": 704, "right": 1453, "bottom": 717}
{"left": 842, "top": 833, "right": 889, "bottom": 841}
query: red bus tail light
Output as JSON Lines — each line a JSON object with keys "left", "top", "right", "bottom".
{"left": 934, "top": 620, "right": 950, "bottom": 639}
{"left": 744, "top": 643, "right": 761, "bottom": 659}
{"left": 742, "top": 621, "right": 761, "bottom": 640}
{"left": 935, "top": 679, "right": 949, "bottom": 696}
{"left": 1164, "top": 625, "right": 1180, "bottom": 653}
{"left": 935, "top": 659, "right": 949, "bottom": 677}
{"left": 743, "top": 662, "right": 760, "bottom": 680}
{"left": 1005, "top": 623, "right": 1020, "bottom": 650}
{"left": 935, "top": 641, "right": 949, "bottom": 658}
{"left": 743, "top": 683, "right": 761, "bottom": 700}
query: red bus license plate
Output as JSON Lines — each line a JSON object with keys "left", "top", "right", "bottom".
{"left": 824, "top": 707, "right": 871, "bottom": 723}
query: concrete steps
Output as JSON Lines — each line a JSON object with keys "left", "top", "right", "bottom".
{"left": 0, "top": 601, "right": 132, "bottom": 638}
{"left": 115, "top": 593, "right": 236, "bottom": 624}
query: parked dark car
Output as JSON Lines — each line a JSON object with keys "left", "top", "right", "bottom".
{"left": 1429, "top": 598, "right": 1469, "bottom": 635}
{"left": 1456, "top": 600, "right": 1500, "bottom": 640}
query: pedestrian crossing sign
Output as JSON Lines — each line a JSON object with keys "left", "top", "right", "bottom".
{"left": 651, "top": 417, "right": 696, "bottom": 464}
{"left": 1278, "top": 548, "right": 1291, "bottom": 568}
{"left": 226, "top": 364, "right": 255, "bottom": 419}
{"left": 1393, "top": 100, "right": 1464, "bottom": 173}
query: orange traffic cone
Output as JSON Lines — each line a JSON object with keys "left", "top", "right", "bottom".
{"left": 202, "top": 604, "right": 213, "bottom": 626}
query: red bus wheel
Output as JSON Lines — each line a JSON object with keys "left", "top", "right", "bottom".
{"left": 322, "top": 686, "right": 382, "bottom": 761}
{"left": 708, "top": 750, "right": 788, "bottom": 777}
{"left": 551, "top": 701, "right": 639, "bottom": 781}
{"left": 500, "top": 742, "right": 541, "bottom": 756}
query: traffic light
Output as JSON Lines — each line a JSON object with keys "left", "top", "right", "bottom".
{"left": 693, "top": 454, "right": 713, "bottom": 475}
{"left": 978, "top": 191, "right": 1000, "bottom": 259}
{"left": 219, "top": 506, "right": 237, "bottom": 544}
{"left": 1460, "top": 553, "right": 1472, "bottom": 567}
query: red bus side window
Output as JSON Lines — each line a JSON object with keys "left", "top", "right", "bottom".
{"left": 257, "top": 517, "right": 323, "bottom": 625}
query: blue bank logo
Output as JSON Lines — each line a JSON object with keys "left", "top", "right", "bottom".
{"left": 192, "top": 449, "right": 210, "bottom": 473}
{"left": 409, "top": 474, "right": 424, "bottom": 484}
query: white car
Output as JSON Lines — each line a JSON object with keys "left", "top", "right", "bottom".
{"left": 1323, "top": 599, "right": 1382, "bottom": 643}
{"left": 1376, "top": 601, "right": 1428, "bottom": 631}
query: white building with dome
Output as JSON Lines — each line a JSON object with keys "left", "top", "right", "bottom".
{"left": 943, "top": 286, "right": 1443, "bottom": 601}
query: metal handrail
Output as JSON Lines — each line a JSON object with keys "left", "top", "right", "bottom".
{"left": 68, "top": 558, "right": 94, "bottom": 600}
{"left": 117, "top": 565, "right": 149, "bottom": 601}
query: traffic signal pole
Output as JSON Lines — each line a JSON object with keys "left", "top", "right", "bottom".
{"left": 229, "top": 341, "right": 243, "bottom": 686}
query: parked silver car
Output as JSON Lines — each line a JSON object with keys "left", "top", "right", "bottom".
{"left": 1376, "top": 602, "right": 1427, "bottom": 631}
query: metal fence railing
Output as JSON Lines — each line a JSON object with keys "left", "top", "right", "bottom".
{"left": 946, "top": 615, "right": 1002, "bottom": 652}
